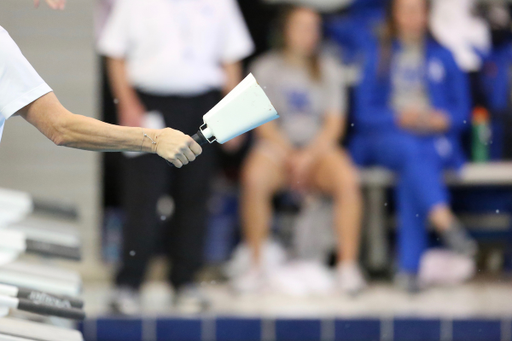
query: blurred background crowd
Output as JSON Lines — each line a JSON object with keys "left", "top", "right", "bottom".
{"left": 92, "top": 0, "right": 512, "bottom": 315}
{"left": 1, "top": 0, "right": 512, "bottom": 324}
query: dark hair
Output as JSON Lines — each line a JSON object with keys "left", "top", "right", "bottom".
{"left": 378, "top": 0, "right": 432, "bottom": 75}
{"left": 274, "top": 4, "right": 322, "bottom": 81}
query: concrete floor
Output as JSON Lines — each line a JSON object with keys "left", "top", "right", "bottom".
{"left": 82, "top": 278, "right": 512, "bottom": 319}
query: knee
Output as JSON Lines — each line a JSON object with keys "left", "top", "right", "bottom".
{"left": 241, "top": 164, "right": 272, "bottom": 196}
{"left": 333, "top": 164, "right": 361, "bottom": 197}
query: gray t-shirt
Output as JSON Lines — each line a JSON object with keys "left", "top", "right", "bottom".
{"left": 250, "top": 51, "right": 346, "bottom": 147}
{"left": 391, "top": 43, "right": 431, "bottom": 114}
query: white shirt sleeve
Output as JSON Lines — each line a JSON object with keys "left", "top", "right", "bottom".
{"left": 219, "top": 0, "right": 255, "bottom": 63}
{"left": 97, "top": 0, "right": 131, "bottom": 58}
{"left": 0, "top": 27, "right": 52, "bottom": 120}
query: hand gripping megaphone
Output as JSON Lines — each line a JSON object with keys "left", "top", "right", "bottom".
{"left": 191, "top": 73, "right": 279, "bottom": 146}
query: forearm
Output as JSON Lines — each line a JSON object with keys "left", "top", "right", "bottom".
{"left": 54, "top": 113, "right": 157, "bottom": 152}
{"left": 222, "top": 62, "right": 242, "bottom": 96}
{"left": 306, "top": 114, "right": 343, "bottom": 153}
{"left": 106, "top": 57, "right": 141, "bottom": 107}
{"left": 20, "top": 92, "right": 156, "bottom": 153}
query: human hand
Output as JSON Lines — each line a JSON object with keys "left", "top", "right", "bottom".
{"left": 154, "top": 128, "right": 202, "bottom": 168}
{"left": 398, "top": 108, "right": 424, "bottom": 131}
{"left": 427, "top": 111, "right": 450, "bottom": 133}
{"left": 117, "top": 100, "right": 146, "bottom": 128}
{"left": 287, "top": 150, "right": 316, "bottom": 192}
{"left": 34, "top": 0, "right": 66, "bottom": 10}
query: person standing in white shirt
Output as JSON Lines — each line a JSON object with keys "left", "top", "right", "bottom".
{"left": 0, "top": 0, "right": 201, "bottom": 169}
{"left": 98, "top": 0, "right": 254, "bottom": 313}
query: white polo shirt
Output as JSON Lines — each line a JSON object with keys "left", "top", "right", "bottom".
{"left": 97, "top": 0, "right": 255, "bottom": 96}
{"left": 0, "top": 26, "right": 52, "bottom": 143}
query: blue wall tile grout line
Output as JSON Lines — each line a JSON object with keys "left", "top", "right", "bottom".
{"left": 441, "top": 319, "right": 453, "bottom": 341}
{"left": 380, "top": 317, "right": 393, "bottom": 341}
{"left": 502, "top": 318, "right": 512, "bottom": 341}
{"left": 202, "top": 317, "right": 216, "bottom": 341}
{"left": 320, "top": 318, "right": 335, "bottom": 341}
{"left": 261, "top": 318, "right": 275, "bottom": 341}
{"left": 83, "top": 318, "right": 97, "bottom": 341}
{"left": 142, "top": 318, "right": 157, "bottom": 341}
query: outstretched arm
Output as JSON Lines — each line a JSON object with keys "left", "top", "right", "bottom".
{"left": 18, "top": 92, "right": 202, "bottom": 168}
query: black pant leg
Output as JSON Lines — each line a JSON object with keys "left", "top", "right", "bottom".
{"left": 115, "top": 154, "right": 169, "bottom": 289}
{"left": 167, "top": 144, "right": 216, "bottom": 288}
{"left": 165, "top": 92, "right": 220, "bottom": 289}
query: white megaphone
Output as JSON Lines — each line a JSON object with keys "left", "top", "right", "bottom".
{"left": 192, "top": 73, "right": 279, "bottom": 145}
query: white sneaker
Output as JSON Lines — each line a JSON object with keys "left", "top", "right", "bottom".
{"left": 336, "top": 263, "right": 367, "bottom": 295}
{"left": 174, "top": 284, "right": 211, "bottom": 313}
{"left": 231, "top": 268, "right": 266, "bottom": 294}
{"left": 109, "top": 286, "right": 141, "bottom": 315}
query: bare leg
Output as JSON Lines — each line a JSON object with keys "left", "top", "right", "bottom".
{"left": 312, "top": 148, "right": 366, "bottom": 294}
{"left": 240, "top": 149, "right": 286, "bottom": 266}
{"left": 312, "top": 149, "right": 363, "bottom": 264}
{"left": 429, "top": 204, "right": 454, "bottom": 231}
{"left": 429, "top": 204, "right": 477, "bottom": 256}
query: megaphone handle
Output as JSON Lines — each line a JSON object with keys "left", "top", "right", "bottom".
{"left": 192, "top": 130, "right": 209, "bottom": 146}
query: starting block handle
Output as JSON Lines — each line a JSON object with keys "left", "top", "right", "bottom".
{"left": 17, "top": 288, "right": 84, "bottom": 309}
{"left": 17, "top": 298, "right": 86, "bottom": 320}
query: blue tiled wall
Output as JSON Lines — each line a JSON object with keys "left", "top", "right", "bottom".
{"left": 275, "top": 319, "right": 322, "bottom": 341}
{"left": 80, "top": 316, "right": 511, "bottom": 341}
{"left": 96, "top": 318, "right": 142, "bottom": 341}
{"left": 216, "top": 318, "right": 261, "bottom": 341}
{"left": 335, "top": 319, "right": 380, "bottom": 341}
{"left": 394, "top": 319, "right": 441, "bottom": 341}
{"left": 157, "top": 318, "right": 202, "bottom": 341}
{"left": 452, "top": 319, "right": 502, "bottom": 341}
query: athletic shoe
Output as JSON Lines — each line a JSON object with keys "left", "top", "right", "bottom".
{"left": 109, "top": 286, "right": 141, "bottom": 315}
{"left": 174, "top": 283, "right": 211, "bottom": 313}
{"left": 336, "top": 263, "right": 367, "bottom": 295}
{"left": 231, "top": 267, "right": 267, "bottom": 294}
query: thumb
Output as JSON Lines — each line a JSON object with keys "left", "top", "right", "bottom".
{"left": 34, "top": 0, "right": 40, "bottom": 8}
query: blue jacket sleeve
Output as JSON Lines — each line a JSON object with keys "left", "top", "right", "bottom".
{"left": 441, "top": 49, "right": 471, "bottom": 135}
{"left": 355, "top": 44, "right": 398, "bottom": 131}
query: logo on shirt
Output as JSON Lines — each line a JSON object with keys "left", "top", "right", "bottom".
{"left": 428, "top": 59, "right": 445, "bottom": 83}
{"left": 284, "top": 89, "right": 311, "bottom": 115}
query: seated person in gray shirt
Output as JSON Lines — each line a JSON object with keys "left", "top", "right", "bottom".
{"left": 235, "top": 5, "right": 366, "bottom": 295}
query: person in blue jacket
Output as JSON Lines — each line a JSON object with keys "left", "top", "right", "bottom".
{"left": 350, "top": 0, "right": 477, "bottom": 291}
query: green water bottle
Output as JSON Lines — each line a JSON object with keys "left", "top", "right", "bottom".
{"left": 471, "top": 107, "right": 491, "bottom": 163}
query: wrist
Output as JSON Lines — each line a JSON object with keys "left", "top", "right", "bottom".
{"left": 140, "top": 128, "right": 159, "bottom": 154}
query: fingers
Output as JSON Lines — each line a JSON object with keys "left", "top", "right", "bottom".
{"left": 182, "top": 147, "right": 197, "bottom": 163}
{"left": 157, "top": 130, "right": 203, "bottom": 167}
{"left": 171, "top": 158, "right": 183, "bottom": 168}
{"left": 170, "top": 147, "right": 196, "bottom": 168}
{"left": 176, "top": 152, "right": 189, "bottom": 166}
{"left": 188, "top": 138, "right": 203, "bottom": 156}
